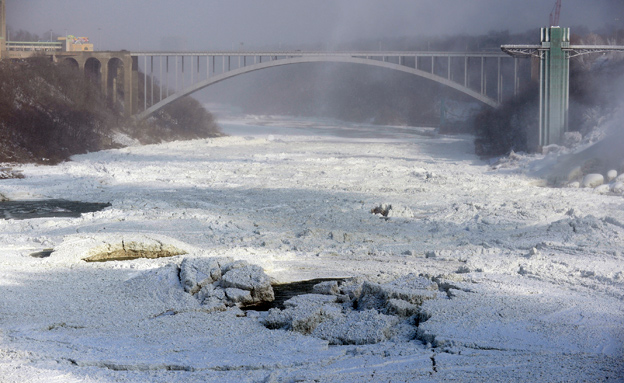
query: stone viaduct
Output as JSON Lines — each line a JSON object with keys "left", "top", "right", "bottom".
{"left": 52, "top": 52, "right": 138, "bottom": 117}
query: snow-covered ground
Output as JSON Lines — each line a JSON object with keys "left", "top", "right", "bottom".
{"left": 0, "top": 115, "right": 623, "bottom": 382}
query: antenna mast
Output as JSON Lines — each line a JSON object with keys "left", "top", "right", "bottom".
{"left": 549, "top": 0, "right": 562, "bottom": 26}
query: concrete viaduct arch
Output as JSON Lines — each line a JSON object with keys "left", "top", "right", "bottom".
{"left": 136, "top": 54, "right": 502, "bottom": 120}
{"left": 53, "top": 51, "right": 136, "bottom": 116}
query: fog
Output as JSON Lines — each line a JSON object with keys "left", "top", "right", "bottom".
{"left": 7, "top": 0, "right": 624, "bottom": 51}
{"left": 6, "top": 0, "right": 624, "bottom": 159}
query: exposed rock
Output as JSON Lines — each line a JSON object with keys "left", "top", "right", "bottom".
{"left": 581, "top": 173, "right": 604, "bottom": 188}
{"left": 83, "top": 237, "right": 187, "bottom": 262}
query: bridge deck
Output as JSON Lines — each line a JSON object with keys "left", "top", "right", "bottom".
{"left": 502, "top": 44, "right": 624, "bottom": 58}
{"left": 130, "top": 50, "right": 510, "bottom": 58}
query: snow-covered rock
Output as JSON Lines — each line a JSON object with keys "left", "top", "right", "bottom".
{"left": 178, "top": 257, "right": 275, "bottom": 308}
{"left": 563, "top": 131, "right": 582, "bottom": 147}
{"left": 606, "top": 169, "right": 618, "bottom": 182}
{"left": 220, "top": 263, "right": 275, "bottom": 303}
{"left": 566, "top": 166, "right": 583, "bottom": 182}
{"left": 612, "top": 182, "right": 624, "bottom": 194}
{"left": 311, "top": 309, "right": 401, "bottom": 345}
{"left": 581, "top": 173, "right": 604, "bottom": 188}
{"left": 180, "top": 257, "right": 227, "bottom": 294}
{"left": 261, "top": 275, "right": 440, "bottom": 345}
{"left": 594, "top": 184, "right": 611, "bottom": 194}
{"left": 312, "top": 280, "right": 341, "bottom": 295}
{"left": 566, "top": 181, "right": 580, "bottom": 188}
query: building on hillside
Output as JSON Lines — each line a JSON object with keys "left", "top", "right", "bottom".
{"left": 58, "top": 35, "right": 94, "bottom": 52}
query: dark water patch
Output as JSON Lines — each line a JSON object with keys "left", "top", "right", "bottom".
{"left": 29, "top": 248, "right": 54, "bottom": 258}
{"left": 245, "top": 278, "right": 347, "bottom": 311}
{"left": 0, "top": 200, "right": 111, "bottom": 220}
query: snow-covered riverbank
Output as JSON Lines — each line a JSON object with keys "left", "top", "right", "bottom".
{"left": 0, "top": 117, "right": 622, "bottom": 382}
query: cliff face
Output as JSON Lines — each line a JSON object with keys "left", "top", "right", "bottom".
{"left": 0, "top": 57, "right": 221, "bottom": 164}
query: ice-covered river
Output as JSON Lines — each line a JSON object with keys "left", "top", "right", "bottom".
{"left": 219, "top": 114, "right": 437, "bottom": 140}
{"left": 0, "top": 114, "right": 622, "bottom": 382}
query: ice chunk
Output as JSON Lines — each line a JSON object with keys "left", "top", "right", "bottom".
{"left": 220, "top": 263, "right": 275, "bottom": 303}
{"left": 312, "top": 310, "right": 400, "bottom": 345}
{"left": 179, "top": 257, "right": 225, "bottom": 294}
{"left": 581, "top": 173, "right": 604, "bottom": 188}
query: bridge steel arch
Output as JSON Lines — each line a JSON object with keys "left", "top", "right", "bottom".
{"left": 135, "top": 53, "right": 510, "bottom": 120}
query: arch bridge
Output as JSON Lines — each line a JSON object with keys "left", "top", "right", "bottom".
{"left": 132, "top": 50, "right": 524, "bottom": 119}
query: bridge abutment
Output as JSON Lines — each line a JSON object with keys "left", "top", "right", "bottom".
{"left": 52, "top": 52, "right": 135, "bottom": 117}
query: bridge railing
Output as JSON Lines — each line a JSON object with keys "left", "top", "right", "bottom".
{"left": 6, "top": 41, "right": 62, "bottom": 52}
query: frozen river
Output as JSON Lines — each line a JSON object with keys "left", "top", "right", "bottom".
{"left": 0, "top": 114, "right": 622, "bottom": 382}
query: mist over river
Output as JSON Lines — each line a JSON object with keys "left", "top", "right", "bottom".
{"left": 218, "top": 113, "right": 438, "bottom": 140}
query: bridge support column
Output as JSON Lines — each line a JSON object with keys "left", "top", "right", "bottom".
{"left": 131, "top": 56, "right": 139, "bottom": 115}
{"left": 123, "top": 56, "right": 135, "bottom": 117}
{"left": 100, "top": 59, "right": 109, "bottom": 97}
{"left": 537, "top": 27, "right": 570, "bottom": 150}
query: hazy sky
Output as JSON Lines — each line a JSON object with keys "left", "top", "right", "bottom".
{"left": 6, "top": 0, "right": 624, "bottom": 51}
